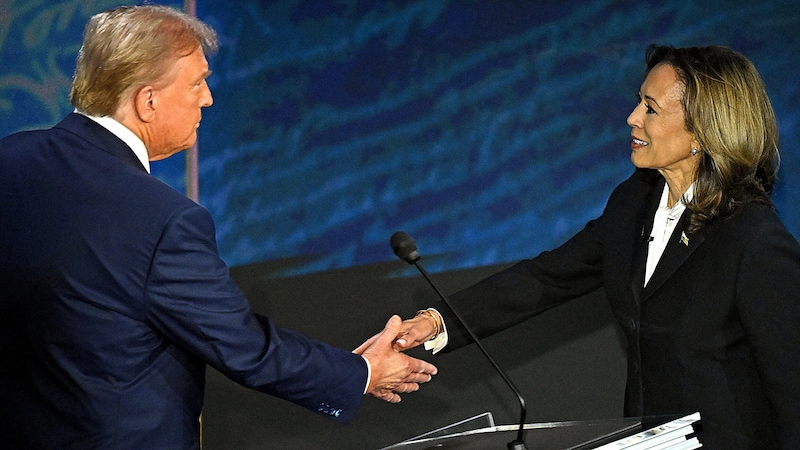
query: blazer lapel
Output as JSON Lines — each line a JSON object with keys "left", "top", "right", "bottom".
{"left": 640, "top": 210, "right": 704, "bottom": 301}
{"left": 630, "top": 178, "right": 663, "bottom": 304}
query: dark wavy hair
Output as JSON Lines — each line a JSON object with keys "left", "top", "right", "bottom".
{"left": 644, "top": 45, "right": 780, "bottom": 232}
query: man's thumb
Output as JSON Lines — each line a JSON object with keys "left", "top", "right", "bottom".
{"left": 377, "top": 315, "right": 402, "bottom": 345}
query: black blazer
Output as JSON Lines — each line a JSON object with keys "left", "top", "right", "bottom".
{"left": 439, "top": 169, "right": 800, "bottom": 449}
{"left": 0, "top": 114, "right": 367, "bottom": 449}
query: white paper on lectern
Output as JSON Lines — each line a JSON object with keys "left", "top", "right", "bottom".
{"left": 594, "top": 412, "right": 701, "bottom": 450}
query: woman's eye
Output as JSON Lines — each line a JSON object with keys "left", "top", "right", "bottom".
{"left": 634, "top": 93, "right": 656, "bottom": 114}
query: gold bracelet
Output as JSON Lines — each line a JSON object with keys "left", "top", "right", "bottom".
{"left": 415, "top": 309, "right": 441, "bottom": 341}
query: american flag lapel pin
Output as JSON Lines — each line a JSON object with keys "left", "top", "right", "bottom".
{"left": 680, "top": 231, "right": 689, "bottom": 246}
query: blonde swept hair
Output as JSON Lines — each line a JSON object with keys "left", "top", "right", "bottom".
{"left": 69, "top": 5, "right": 218, "bottom": 117}
{"left": 645, "top": 45, "right": 780, "bottom": 232}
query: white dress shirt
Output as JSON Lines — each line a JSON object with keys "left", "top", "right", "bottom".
{"left": 645, "top": 183, "right": 693, "bottom": 286}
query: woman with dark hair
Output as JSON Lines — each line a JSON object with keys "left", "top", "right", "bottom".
{"left": 395, "top": 45, "right": 800, "bottom": 449}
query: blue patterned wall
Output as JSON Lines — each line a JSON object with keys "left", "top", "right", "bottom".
{"left": 3, "top": 0, "right": 799, "bottom": 276}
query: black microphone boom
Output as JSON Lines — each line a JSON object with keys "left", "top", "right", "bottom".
{"left": 390, "top": 231, "right": 528, "bottom": 450}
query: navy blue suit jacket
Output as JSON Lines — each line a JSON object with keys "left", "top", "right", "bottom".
{"left": 0, "top": 113, "right": 367, "bottom": 449}
{"left": 440, "top": 169, "right": 800, "bottom": 449}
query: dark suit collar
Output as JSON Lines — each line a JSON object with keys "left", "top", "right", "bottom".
{"left": 629, "top": 173, "right": 705, "bottom": 303}
{"left": 54, "top": 113, "right": 148, "bottom": 173}
{"left": 641, "top": 210, "right": 704, "bottom": 300}
{"left": 630, "top": 174, "right": 663, "bottom": 303}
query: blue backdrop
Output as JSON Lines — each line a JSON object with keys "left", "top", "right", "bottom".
{"left": 3, "top": 0, "right": 799, "bottom": 276}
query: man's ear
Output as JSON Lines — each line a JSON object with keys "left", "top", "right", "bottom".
{"left": 133, "top": 86, "right": 156, "bottom": 122}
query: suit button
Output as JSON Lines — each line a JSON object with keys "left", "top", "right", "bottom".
{"left": 628, "top": 318, "right": 637, "bottom": 331}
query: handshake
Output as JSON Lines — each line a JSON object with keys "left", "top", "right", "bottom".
{"left": 353, "top": 310, "right": 445, "bottom": 403}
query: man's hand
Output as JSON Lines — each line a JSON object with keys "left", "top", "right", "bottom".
{"left": 354, "top": 315, "right": 438, "bottom": 403}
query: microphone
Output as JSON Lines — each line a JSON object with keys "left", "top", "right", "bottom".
{"left": 390, "top": 231, "right": 528, "bottom": 450}
{"left": 640, "top": 225, "right": 654, "bottom": 242}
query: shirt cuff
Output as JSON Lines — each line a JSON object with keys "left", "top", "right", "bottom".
{"left": 360, "top": 355, "right": 371, "bottom": 394}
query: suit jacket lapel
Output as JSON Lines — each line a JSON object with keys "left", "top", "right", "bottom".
{"left": 55, "top": 113, "right": 148, "bottom": 173}
{"left": 630, "top": 177, "right": 663, "bottom": 304}
{"left": 640, "top": 209, "right": 705, "bottom": 301}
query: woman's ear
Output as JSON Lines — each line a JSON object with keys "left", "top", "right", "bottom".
{"left": 690, "top": 136, "right": 701, "bottom": 155}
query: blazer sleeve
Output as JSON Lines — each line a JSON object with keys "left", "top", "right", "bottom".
{"left": 437, "top": 170, "right": 650, "bottom": 351}
{"left": 440, "top": 214, "right": 607, "bottom": 350}
{"left": 143, "top": 203, "right": 367, "bottom": 423}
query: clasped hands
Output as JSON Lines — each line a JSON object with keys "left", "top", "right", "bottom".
{"left": 353, "top": 311, "right": 443, "bottom": 403}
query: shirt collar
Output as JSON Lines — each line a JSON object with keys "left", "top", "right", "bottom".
{"left": 658, "top": 182, "right": 694, "bottom": 218}
{"left": 79, "top": 112, "right": 151, "bottom": 173}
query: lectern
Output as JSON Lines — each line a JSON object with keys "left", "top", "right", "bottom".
{"left": 381, "top": 412, "right": 701, "bottom": 450}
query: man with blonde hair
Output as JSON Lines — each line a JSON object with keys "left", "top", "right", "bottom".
{"left": 0, "top": 5, "right": 436, "bottom": 448}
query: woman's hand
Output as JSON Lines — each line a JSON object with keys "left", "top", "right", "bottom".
{"left": 393, "top": 309, "right": 442, "bottom": 351}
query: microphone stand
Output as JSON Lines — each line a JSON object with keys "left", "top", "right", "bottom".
{"left": 391, "top": 230, "right": 527, "bottom": 450}
{"left": 410, "top": 259, "right": 528, "bottom": 450}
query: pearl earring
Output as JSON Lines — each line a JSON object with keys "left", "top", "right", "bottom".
{"left": 691, "top": 148, "right": 698, "bottom": 155}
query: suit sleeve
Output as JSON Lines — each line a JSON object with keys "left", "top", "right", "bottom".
{"left": 143, "top": 203, "right": 367, "bottom": 423}
{"left": 440, "top": 215, "right": 607, "bottom": 350}
{"left": 736, "top": 216, "right": 800, "bottom": 447}
{"left": 436, "top": 171, "right": 652, "bottom": 351}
